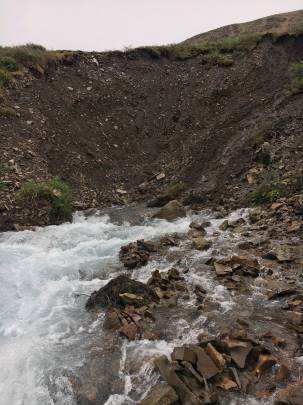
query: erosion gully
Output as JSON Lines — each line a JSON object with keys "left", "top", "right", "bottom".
{"left": 0, "top": 205, "right": 301, "bottom": 405}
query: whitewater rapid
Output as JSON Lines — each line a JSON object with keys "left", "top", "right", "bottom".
{"left": 0, "top": 211, "right": 191, "bottom": 405}
{"left": 0, "top": 208, "right": 275, "bottom": 405}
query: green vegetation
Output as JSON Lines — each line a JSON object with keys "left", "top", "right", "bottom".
{"left": 0, "top": 68, "right": 12, "bottom": 87}
{"left": 164, "top": 181, "right": 187, "bottom": 196}
{"left": 217, "top": 33, "right": 264, "bottom": 52}
{"left": 0, "top": 56, "right": 18, "bottom": 72}
{"left": 0, "top": 104, "right": 15, "bottom": 117}
{"left": 206, "top": 51, "right": 234, "bottom": 66}
{"left": 0, "top": 181, "right": 7, "bottom": 190}
{"left": 246, "top": 171, "right": 290, "bottom": 205}
{"left": 289, "top": 63, "right": 303, "bottom": 95}
{"left": 0, "top": 44, "right": 72, "bottom": 89}
{"left": 19, "top": 176, "right": 72, "bottom": 220}
{"left": 133, "top": 32, "right": 264, "bottom": 62}
{"left": 290, "top": 23, "right": 303, "bottom": 35}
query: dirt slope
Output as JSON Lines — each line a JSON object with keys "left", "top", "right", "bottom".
{"left": 0, "top": 33, "right": 303, "bottom": 230}
{"left": 185, "top": 9, "right": 303, "bottom": 44}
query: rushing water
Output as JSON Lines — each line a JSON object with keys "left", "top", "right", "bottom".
{"left": 0, "top": 210, "right": 192, "bottom": 405}
{"left": 0, "top": 208, "right": 278, "bottom": 405}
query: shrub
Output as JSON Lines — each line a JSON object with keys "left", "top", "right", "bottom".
{"left": 207, "top": 51, "right": 233, "bottom": 66}
{"left": 0, "top": 69, "right": 12, "bottom": 87}
{"left": 19, "top": 176, "right": 72, "bottom": 220}
{"left": 0, "top": 56, "right": 18, "bottom": 72}
{"left": 289, "top": 63, "right": 303, "bottom": 95}
{"left": 164, "top": 181, "right": 187, "bottom": 196}
{"left": 246, "top": 171, "right": 289, "bottom": 205}
{"left": 0, "top": 105, "right": 15, "bottom": 117}
{"left": 0, "top": 181, "right": 7, "bottom": 190}
{"left": 216, "top": 33, "right": 264, "bottom": 52}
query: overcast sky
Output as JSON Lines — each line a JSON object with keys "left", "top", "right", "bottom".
{"left": 0, "top": 0, "right": 302, "bottom": 51}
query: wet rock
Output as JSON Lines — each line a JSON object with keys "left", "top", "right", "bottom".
{"left": 103, "top": 309, "right": 121, "bottom": 330}
{"left": 119, "top": 293, "right": 144, "bottom": 307}
{"left": 188, "top": 228, "right": 206, "bottom": 239}
{"left": 189, "top": 345, "right": 220, "bottom": 379}
{"left": 119, "top": 239, "right": 154, "bottom": 268}
{"left": 214, "top": 262, "right": 233, "bottom": 276}
{"left": 217, "top": 377, "right": 238, "bottom": 390}
{"left": 192, "top": 237, "right": 212, "bottom": 251}
{"left": 154, "top": 355, "right": 203, "bottom": 404}
{"left": 153, "top": 200, "right": 186, "bottom": 221}
{"left": 268, "top": 288, "right": 299, "bottom": 300}
{"left": 275, "top": 379, "right": 303, "bottom": 405}
{"left": 147, "top": 194, "right": 174, "bottom": 208}
{"left": 227, "top": 340, "right": 253, "bottom": 369}
{"left": 189, "top": 220, "right": 209, "bottom": 232}
{"left": 119, "top": 322, "right": 138, "bottom": 340}
{"left": 171, "top": 347, "right": 197, "bottom": 364}
{"left": 86, "top": 275, "right": 158, "bottom": 308}
{"left": 139, "top": 383, "right": 178, "bottom": 405}
{"left": 254, "top": 354, "right": 277, "bottom": 377}
{"left": 206, "top": 343, "right": 226, "bottom": 370}
{"left": 219, "top": 220, "right": 229, "bottom": 231}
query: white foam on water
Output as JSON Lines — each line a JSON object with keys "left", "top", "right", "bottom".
{"left": 0, "top": 213, "right": 190, "bottom": 405}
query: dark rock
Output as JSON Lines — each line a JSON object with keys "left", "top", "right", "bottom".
{"left": 153, "top": 200, "right": 186, "bottom": 221}
{"left": 147, "top": 194, "right": 174, "bottom": 208}
{"left": 275, "top": 380, "right": 303, "bottom": 405}
{"left": 139, "top": 383, "right": 178, "bottom": 405}
{"left": 171, "top": 347, "right": 197, "bottom": 364}
{"left": 119, "top": 239, "right": 153, "bottom": 269}
{"left": 189, "top": 345, "right": 220, "bottom": 379}
{"left": 154, "top": 355, "right": 204, "bottom": 404}
{"left": 86, "top": 275, "right": 158, "bottom": 308}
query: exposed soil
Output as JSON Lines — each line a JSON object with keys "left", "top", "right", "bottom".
{"left": 0, "top": 34, "right": 302, "bottom": 231}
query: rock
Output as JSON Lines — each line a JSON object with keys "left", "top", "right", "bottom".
{"left": 119, "top": 239, "right": 157, "bottom": 268}
{"left": 217, "top": 377, "right": 238, "bottom": 390}
{"left": 147, "top": 194, "right": 173, "bottom": 208}
{"left": 219, "top": 220, "right": 229, "bottom": 231}
{"left": 268, "top": 288, "right": 299, "bottom": 300}
{"left": 192, "top": 237, "right": 212, "bottom": 251}
{"left": 139, "top": 383, "right": 178, "bottom": 405}
{"left": 171, "top": 347, "right": 197, "bottom": 364}
{"left": 167, "top": 268, "right": 181, "bottom": 281}
{"left": 271, "top": 202, "right": 284, "bottom": 210}
{"left": 227, "top": 340, "right": 252, "bottom": 369}
{"left": 254, "top": 354, "right": 277, "bottom": 377}
{"left": 188, "top": 228, "right": 206, "bottom": 239}
{"left": 86, "top": 275, "right": 158, "bottom": 308}
{"left": 154, "top": 355, "right": 203, "bottom": 405}
{"left": 275, "top": 380, "right": 303, "bottom": 405}
{"left": 214, "top": 262, "right": 233, "bottom": 276}
{"left": 119, "top": 322, "right": 138, "bottom": 340}
{"left": 119, "top": 293, "right": 144, "bottom": 307}
{"left": 103, "top": 309, "right": 121, "bottom": 330}
{"left": 189, "top": 221, "right": 208, "bottom": 232}
{"left": 189, "top": 345, "right": 220, "bottom": 379}
{"left": 206, "top": 343, "right": 226, "bottom": 370}
{"left": 275, "top": 364, "right": 290, "bottom": 383}
{"left": 153, "top": 200, "right": 186, "bottom": 221}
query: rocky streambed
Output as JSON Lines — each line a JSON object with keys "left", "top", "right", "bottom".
{"left": 0, "top": 198, "right": 302, "bottom": 405}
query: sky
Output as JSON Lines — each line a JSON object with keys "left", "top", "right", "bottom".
{"left": 0, "top": 0, "right": 302, "bottom": 51}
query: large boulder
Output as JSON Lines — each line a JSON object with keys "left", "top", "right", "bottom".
{"left": 275, "top": 380, "right": 303, "bottom": 404}
{"left": 86, "top": 275, "right": 159, "bottom": 308}
{"left": 153, "top": 200, "right": 186, "bottom": 221}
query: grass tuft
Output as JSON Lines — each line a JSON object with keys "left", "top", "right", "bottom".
{"left": 289, "top": 63, "right": 303, "bottom": 95}
{"left": 19, "top": 176, "right": 72, "bottom": 220}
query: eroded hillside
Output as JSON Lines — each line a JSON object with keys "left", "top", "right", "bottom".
{"left": 0, "top": 32, "right": 302, "bottom": 230}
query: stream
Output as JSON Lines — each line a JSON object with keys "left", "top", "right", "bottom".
{"left": 0, "top": 206, "right": 300, "bottom": 404}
